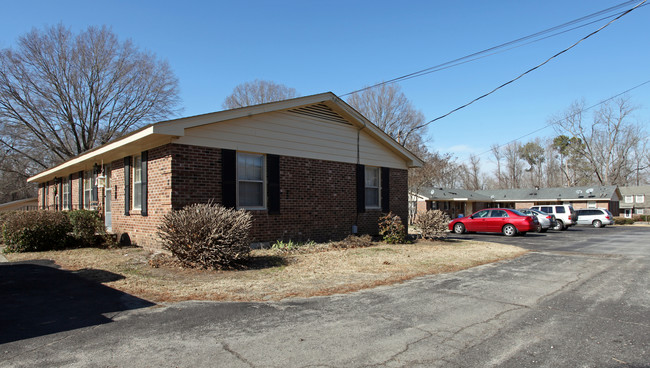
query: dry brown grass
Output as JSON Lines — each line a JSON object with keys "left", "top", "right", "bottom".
{"left": 4, "top": 239, "right": 527, "bottom": 302}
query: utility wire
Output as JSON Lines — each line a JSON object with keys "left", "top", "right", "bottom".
{"left": 476, "top": 79, "right": 650, "bottom": 157}
{"left": 414, "top": 0, "right": 647, "bottom": 130}
{"left": 341, "top": 0, "right": 645, "bottom": 97}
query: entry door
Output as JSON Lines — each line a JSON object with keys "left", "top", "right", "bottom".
{"left": 104, "top": 166, "right": 112, "bottom": 231}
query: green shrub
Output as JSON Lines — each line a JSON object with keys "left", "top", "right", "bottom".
{"left": 378, "top": 212, "right": 407, "bottom": 244}
{"left": 415, "top": 210, "right": 451, "bottom": 240}
{"left": 67, "top": 209, "right": 106, "bottom": 247}
{"left": 330, "top": 234, "right": 373, "bottom": 249}
{"left": 157, "top": 203, "right": 252, "bottom": 269}
{"left": 2, "top": 211, "right": 72, "bottom": 252}
{"left": 0, "top": 211, "right": 18, "bottom": 244}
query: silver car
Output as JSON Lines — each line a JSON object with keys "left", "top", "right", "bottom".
{"left": 519, "top": 209, "right": 556, "bottom": 233}
{"left": 576, "top": 208, "right": 614, "bottom": 228}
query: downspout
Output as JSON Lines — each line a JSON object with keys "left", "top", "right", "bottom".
{"left": 353, "top": 121, "right": 367, "bottom": 234}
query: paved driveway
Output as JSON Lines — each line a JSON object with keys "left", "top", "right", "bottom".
{"left": 2, "top": 226, "right": 649, "bottom": 367}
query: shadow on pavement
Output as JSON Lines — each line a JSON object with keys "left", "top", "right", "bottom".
{"left": 0, "top": 260, "right": 154, "bottom": 344}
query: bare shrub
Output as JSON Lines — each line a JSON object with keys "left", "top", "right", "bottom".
{"left": 415, "top": 210, "right": 451, "bottom": 240}
{"left": 378, "top": 212, "right": 407, "bottom": 244}
{"left": 330, "top": 234, "right": 373, "bottom": 249}
{"left": 157, "top": 203, "right": 252, "bottom": 269}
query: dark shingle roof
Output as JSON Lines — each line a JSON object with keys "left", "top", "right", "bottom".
{"left": 477, "top": 185, "right": 620, "bottom": 201}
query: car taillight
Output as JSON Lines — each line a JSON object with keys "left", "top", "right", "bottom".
{"left": 606, "top": 216, "right": 610, "bottom": 219}
{"left": 568, "top": 216, "right": 572, "bottom": 220}
{"left": 546, "top": 216, "right": 552, "bottom": 219}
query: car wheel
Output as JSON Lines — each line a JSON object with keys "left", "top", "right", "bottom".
{"left": 453, "top": 223, "right": 466, "bottom": 234}
{"left": 535, "top": 224, "right": 543, "bottom": 233}
{"left": 502, "top": 224, "right": 517, "bottom": 237}
{"left": 553, "top": 220, "right": 564, "bottom": 231}
{"left": 593, "top": 220, "right": 602, "bottom": 228}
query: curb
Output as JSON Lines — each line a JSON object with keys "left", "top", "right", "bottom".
{"left": 0, "top": 253, "right": 8, "bottom": 263}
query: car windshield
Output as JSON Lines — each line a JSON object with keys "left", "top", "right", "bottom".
{"left": 509, "top": 209, "right": 527, "bottom": 216}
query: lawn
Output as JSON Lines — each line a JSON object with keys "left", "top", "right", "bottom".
{"left": 4, "top": 239, "right": 527, "bottom": 303}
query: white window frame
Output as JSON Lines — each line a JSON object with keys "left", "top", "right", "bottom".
{"left": 237, "top": 152, "right": 266, "bottom": 209}
{"left": 635, "top": 195, "right": 645, "bottom": 203}
{"left": 636, "top": 208, "right": 644, "bottom": 215}
{"left": 83, "top": 171, "right": 93, "bottom": 209}
{"left": 62, "top": 177, "right": 70, "bottom": 210}
{"left": 587, "top": 201, "right": 596, "bottom": 209}
{"left": 625, "top": 195, "right": 633, "bottom": 203}
{"left": 365, "top": 166, "right": 381, "bottom": 209}
{"left": 133, "top": 155, "right": 142, "bottom": 210}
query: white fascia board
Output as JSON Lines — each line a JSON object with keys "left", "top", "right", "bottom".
{"left": 453, "top": 198, "right": 469, "bottom": 201}
{"left": 27, "top": 126, "right": 157, "bottom": 183}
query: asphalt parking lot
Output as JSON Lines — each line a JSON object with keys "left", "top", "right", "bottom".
{"left": 447, "top": 223, "right": 649, "bottom": 256}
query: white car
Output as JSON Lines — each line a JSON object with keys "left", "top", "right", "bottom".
{"left": 576, "top": 208, "right": 614, "bottom": 228}
{"left": 518, "top": 209, "right": 556, "bottom": 233}
{"left": 530, "top": 205, "right": 577, "bottom": 230}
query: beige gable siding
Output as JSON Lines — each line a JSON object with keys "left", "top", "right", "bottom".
{"left": 173, "top": 110, "right": 407, "bottom": 169}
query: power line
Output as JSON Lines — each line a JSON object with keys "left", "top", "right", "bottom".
{"left": 476, "top": 79, "right": 650, "bottom": 157}
{"left": 415, "top": 0, "right": 647, "bottom": 130}
{"left": 341, "top": 0, "right": 645, "bottom": 97}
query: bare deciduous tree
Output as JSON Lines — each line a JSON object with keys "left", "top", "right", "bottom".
{"left": 346, "top": 83, "right": 426, "bottom": 148}
{"left": 553, "top": 98, "right": 644, "bottom": 185}
{"left": 0, "top": 24, "right": 181, "bottom": 169}
{"left": 222, "top": 80, "right": 298, "bottom": 109}
{"left": 460, "top": 154, "right": 482, "bottom": 190}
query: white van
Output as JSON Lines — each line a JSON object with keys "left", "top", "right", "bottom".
{"left": 530, "top": 205, "right": 577, "bottom": 230}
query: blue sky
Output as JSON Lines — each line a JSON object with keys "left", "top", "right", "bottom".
{"left": 1, "top": 1, "right": 648, "bottom": 166}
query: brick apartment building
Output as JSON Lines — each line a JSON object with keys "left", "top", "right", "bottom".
{"left": 28, "top": 93, "right": 423, "bottom": 249}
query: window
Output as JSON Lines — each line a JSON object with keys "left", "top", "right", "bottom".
{"left": 62, "top": 178, "right": 70, "bottom": 210}
{"left": 636, "top": 195, "right": 645, "bottom": 203}
{"left": 84, "top": 171, "right": 92, "bottom": 208}
{"left": 364, "top": 166, "right": 380, "bottom": 209}
{"left": 133, "top": 155, "right": 142, "bottom": 210}
{"left": 473, "top": 210, "right": 489, "bottom": 218}
{"left": 237, "top": 153, "right": 265, "bottom": 208}
{"left": 625, "top": 195, "right": 633, "bottom": 203}
{"left": 490, "top": 209, "right": 508, "bottom": 218}
{"left": 587, "top": 201, "right": 596, "bottom": 208}
{"left": 555, "top": 206, "right": 565, "bottom": 214}
{"left": 624, "top": 209, "right": 632, "bottom": 218}
{"left": 637, "top": 208, "right": 645, "bottom": 215}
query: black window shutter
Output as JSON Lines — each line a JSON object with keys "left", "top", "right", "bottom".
{"left": 356, "top": 164, "right": 365, "bottom": 213}
{"left": 91, "top": 169, "right": 98, "bottom": 205}
{"left": 78, "top": 171, "right": 84, "bottom": 209}
{"left": 124, "top": 157, "right": 131, "bottom": 216}
{"left": 267, "top": 154, "right": 280, "bottom": 214}
{"left": 141, "top": 151, "right": 148, "bottom": 216}
{"left": 68, "top": 174, "right": 73, "bottom": 209}
{"left": 381, "top": 167, "right": 390, "bottom": 212}
{"left": 41, "top": 184, "right": 46, "bottom": 209}
{"left": 222, "top": 149, "right": 236, "bottom": 208}
{"left": 58, "top": 179, "right": 63, "bottom": 211}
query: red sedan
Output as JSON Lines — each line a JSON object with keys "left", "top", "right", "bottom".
{"left": 448, "top": 208, "right": 538, "bottom": 236}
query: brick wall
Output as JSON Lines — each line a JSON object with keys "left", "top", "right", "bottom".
{"left": 168, "top": 144, "right": 408, "bottom": 245}
{"left": 110, "top": 145, "right": 173, "bottom": 248}
{"left": 36, "top": 143, "right": 410, "bottom": 249}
